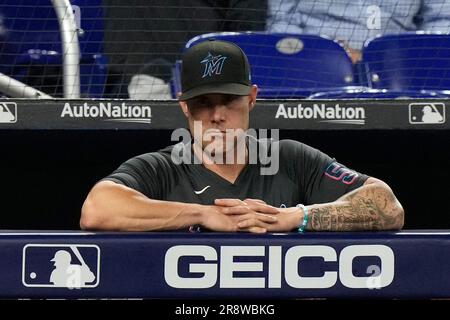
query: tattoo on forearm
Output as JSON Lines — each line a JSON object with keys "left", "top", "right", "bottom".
{"left": 308, "top": 184, "right": 404, "bottom": 231}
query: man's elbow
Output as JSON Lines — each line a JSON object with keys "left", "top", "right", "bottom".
{"left": 80, "top": 195, "right": 104, "bottom": 230}
{"left": 374, "top": 182, "right": 405, "bottom": 230}
{"left": 80, "top": 182, "right": 113, "bottom": 230}
{"left": 384, "top": 187, "right": 405, "bottom": 230}
{"left": 389, "top": 204, "right": 405, "bottom": 230}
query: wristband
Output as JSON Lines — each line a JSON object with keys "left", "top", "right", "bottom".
{"left": 295, "top": 204, "right": 309, "bottom": 233}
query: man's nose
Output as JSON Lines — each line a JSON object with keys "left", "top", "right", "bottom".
{"left": 210, "top": 104, "right": 226, "bottom": 123}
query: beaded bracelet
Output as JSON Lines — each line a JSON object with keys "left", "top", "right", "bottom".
{"left": 295, "top": 204, "right": 309, "bottom": 233}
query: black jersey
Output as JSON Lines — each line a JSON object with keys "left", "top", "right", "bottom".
{"left": 104, "top": 139, "right": 368, "bottom": 208}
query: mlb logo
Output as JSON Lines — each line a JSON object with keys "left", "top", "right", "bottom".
{"left": 22, "top": 244, "right": 100, "bottom": 289}
{"left": 0, "top": 102, "right": 17, "bottom": 123}
{"left": 409, "top": 102, "right": 445, "bottom": 124}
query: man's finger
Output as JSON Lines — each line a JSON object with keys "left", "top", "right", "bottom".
{"left": 237, "top": 217, "right": 273, "bottom": 229}
{"left": 248, "top": 203, "right": 280, "bottom": 215}
{"left": 244, "top": 198, "right": 267, "bottom": 205}
{"left": 215, "top": 198, "right": 246, "bottom": 207}
{"left": 243, "top": 199, "right": 279, "bottom": 214}
{"left": 235, "top": 213, "right": 277, "bottom": 224}
{"left": 216, "top": 198, "right": 280, "bottom": 215}
{"left": 222, "top": 206, "right": 251, "bottom": 215}
{"left": 237, "top": 226, "right": 267, "bottom": 234}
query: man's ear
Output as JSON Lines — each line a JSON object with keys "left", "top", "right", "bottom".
{"left": 179, "top": 100, "right": 189, "bottom": 118}
{"left": 249, "top": 85, "right": 258, "bottom": 111}
{"left": 249, "top": 100, "right": 255, "bottom": 111}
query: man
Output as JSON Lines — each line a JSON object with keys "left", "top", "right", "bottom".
{"left": 80, "top": 40, "right": 404, "bottom": 233}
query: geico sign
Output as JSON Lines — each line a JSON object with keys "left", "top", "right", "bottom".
{"left": 164, "top": 245, "right": 394, "bottom": 289}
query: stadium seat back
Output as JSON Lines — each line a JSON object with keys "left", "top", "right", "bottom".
{"left": 362, "top": 32, "right": 450, "bottom": 91}
{"left": 308, "top": 87, "right": 450, "bottom": 99}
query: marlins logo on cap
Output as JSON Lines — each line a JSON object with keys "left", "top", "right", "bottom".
{"left": 201, "top": 53, "right": 227, "bottom": 78}
{"left": 179, "top": 40, "right": 252, "bottom": 100}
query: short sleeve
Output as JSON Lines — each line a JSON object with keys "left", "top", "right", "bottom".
{"left": 102, "top": 153, "right": 168, "bottom": 199}
{"left": 281, "top": 140, "right": 369, "bottom": 205}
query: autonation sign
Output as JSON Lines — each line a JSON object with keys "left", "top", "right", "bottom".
{"left": 275, "top": 103, "right": 366, "bottom": 125}
{"left": 164, "top": 245, "right": 394, "bottom": 289}
{"left": 60, "top": 102, "right": 152, "bottom": 124}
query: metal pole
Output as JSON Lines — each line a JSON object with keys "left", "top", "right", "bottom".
{"left": 0, "top": 73, "right": 53, "bottom": 99}
{"left": 51, "top": 0, "right": 80, "bottom": 98}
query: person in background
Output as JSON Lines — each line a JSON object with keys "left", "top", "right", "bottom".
{"left": 267, "top": 0, "right": 450, "bottom": 63}
{"left": 103, "top": 0, "right": 267, "bottom": 99}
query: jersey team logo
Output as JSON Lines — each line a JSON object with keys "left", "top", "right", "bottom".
{"left": 325, "top": 162, "right": 358, "bottom": 185}
{"left": 201, "top": 52, "right": 227, "bottom": 78}
{"left": 22, "top": 244, "right": 100, "bottom": 289}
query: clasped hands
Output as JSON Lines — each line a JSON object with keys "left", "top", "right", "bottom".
{"left": 200, "top": 198, "right": 302, "bottom": 233}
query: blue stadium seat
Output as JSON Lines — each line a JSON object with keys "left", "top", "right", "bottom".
{"left": 362, "top": 32, "right": 450, "bottom": 92}
{"left": 172, "top": 32, "right": 355, "bottom": 98}
{"left": 308, "top": 87, "right": 450, "bottom": 99}
{"left": 0, "top": 0, "right": 107, "bottom": 97}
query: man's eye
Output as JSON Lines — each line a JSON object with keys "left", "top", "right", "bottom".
{"left": 223, "top": 97, "right": 232, "bottom": 105}
{"left": 196, "top": 97, "right": 209, "bottom": 105}
{"left": 190, "top": 98, "right": 207, "bottom": 108}
{"left": 224, "top": 95, "right": 240, "bottom": 105}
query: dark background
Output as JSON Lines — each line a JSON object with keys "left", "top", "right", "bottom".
{"left": 0, "top": 129, "right": 448, "bottom": 230}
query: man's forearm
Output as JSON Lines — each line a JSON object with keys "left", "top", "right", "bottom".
{"left": 307, "top": 182, "right": 404, "bottom": 231}
{"left": 80, "top": 181, "right": 202, "bottom": 231}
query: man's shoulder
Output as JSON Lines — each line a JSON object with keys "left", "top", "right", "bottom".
{"left": 251, "top": 137, "right": 304, "bottom": 148}
{"left": 278, "top": 139, "right": 305, "bottom": 148}
{"left": 271, "top": 139, "right": 324, "bottom": 162}
{"left": 125, "top": 143, "right": 180, "bottom": 167}
{"left": 274, "top": 139, "right": 313, "bottom": 153}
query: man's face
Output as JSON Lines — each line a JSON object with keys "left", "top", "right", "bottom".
{"left": 179, "top": 86, "right": 257, "bottom": 159}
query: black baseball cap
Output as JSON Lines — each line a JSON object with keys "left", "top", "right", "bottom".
{"left": 179, "top": 39, "right": 252, "bottom": 100}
